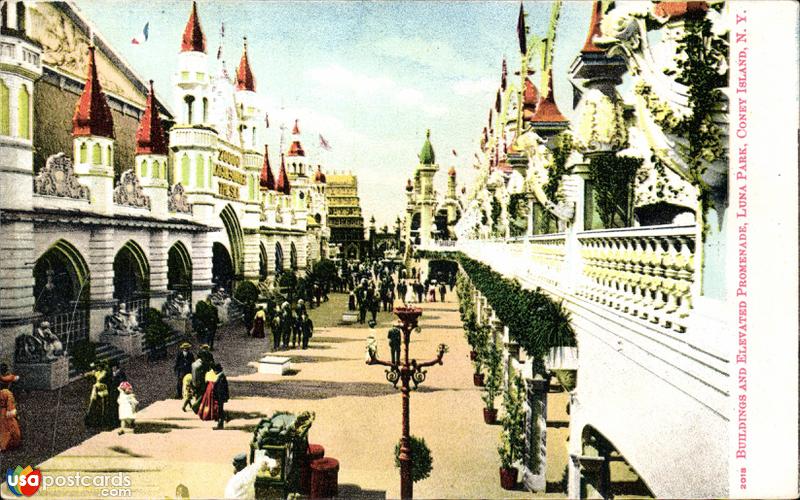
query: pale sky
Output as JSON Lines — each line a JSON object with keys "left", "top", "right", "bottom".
{"left": 77, "top": 0, "right": 593, "bottom": 227}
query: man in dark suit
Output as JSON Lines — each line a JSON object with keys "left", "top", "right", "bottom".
{"left": 173, "top": 342, "right": 194, "bottom": 399}
{"left": 213, "top": 363, "right": 229, "bottom": 430}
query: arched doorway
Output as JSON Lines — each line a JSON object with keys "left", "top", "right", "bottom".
{"left": 167, "top": 241, "right": 192, "bottom": 303}
{"left": 212, "top": 242, "right": 234, "bottom": 293}
{"left": 114, "top": 240, "right": 150, "bottom": 321}
{"left": 576, "top": 426, "right": 655, "bottom": 499}
{"left": 259, "top": 242, "right": 268, "bottom": 281}
{"left": 220, "top": 204, "right": 245, "bottom": 280}
{"left": 33, "top": 239, "right": 90, "bottom": 349}
{"left": 290, "top": 242, "right": 298, "bottom": 271}
{"left": 275, "top": 242, "right": 284, "bottom": 275}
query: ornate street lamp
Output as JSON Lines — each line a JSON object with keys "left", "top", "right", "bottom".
{"left": 366, "top": 306, "right": 447, "bottom": 499}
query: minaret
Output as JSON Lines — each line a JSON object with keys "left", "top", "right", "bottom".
{"left": 415, "top": 130, "right": 439, "bottom": 246}
{"left": 135, "top": 81, "right": 169, "bottom": 216}
{"left": 446, "top": 167, "right": 458, "bottom": 225}
{"left": 235, "top": 38, "right": 262, "bottom": 212}
{"left": 72, "top": 46, "right": 116, "bottom": 214}
{"left": 286, "top": 119, "right": 309, "bottom": 224}
{"left": 175, "top": 1, "right": 210, "bottom": 126}
{"left": 403, "top": 178, "right": 414, "bottom": 253}
{"left": 312, "top": 165, "right": 328, "bottom": 225}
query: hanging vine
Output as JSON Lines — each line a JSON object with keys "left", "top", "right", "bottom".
{"left": 588, "top": 155, "right": 642, "bottom": 228}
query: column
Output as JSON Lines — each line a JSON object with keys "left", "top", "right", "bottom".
{"left": 192, "top": 232, "right": 213, "bottom": 301}
{"left": 561, "top": 164, "right": 589, "bottom": 294}
{"left": 242, "top": 231, "right": 260, "bottom": 283}
{"left": 149, "top": 230, "right": 169, "bottom": 310}
{"left": 522, "top": 373, "right": 549, "bottom": 492}
{"left": 0, "top": 221, "right": 37, "bottom": 363}
{"left": 88, "top": 228, "right": 117, "bottom": 341}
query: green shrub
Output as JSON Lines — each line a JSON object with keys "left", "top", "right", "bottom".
{"left": 143, "top": 307, "right": 171, "bottom": 352}
{"left": 481, "top": 340, "right": 503, "bottom": 410}
{"left": 499, "top": 373, "right": 526, "bottom": 468}
{"left": 71, "top": 339, "right": 97, "bottom": 373}
{"left": 394, "top": 436, "right": 433, "bottom": 483}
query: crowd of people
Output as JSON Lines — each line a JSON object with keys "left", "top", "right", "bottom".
{"left": 249, "top": 299, "right": 314, "bottom": 351}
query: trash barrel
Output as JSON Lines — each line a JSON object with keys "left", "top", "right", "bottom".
{"left": 301, "top": 444, "right": 325, "bottom": 494}
{"left": 310, "top": 457, "right": 339, "bottom": 499}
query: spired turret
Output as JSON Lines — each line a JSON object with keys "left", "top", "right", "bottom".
{"left": 136, "top": 81, "right": 169, "bottom": 216}
{"left": 174, "top": 1, "right": 211, "bottom": 127}
{"left": 415, "top": 129, "right": 439, "bottom": 246}
{"left": 235, "top": 37, "right": 261, "bottom": 152}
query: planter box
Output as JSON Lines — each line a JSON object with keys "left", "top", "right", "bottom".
{"left": 499, "top": 467, "right": 518, "bottom": 490}
{"left": 473, "top": 373, "right": 485, "bottom": 387}
{"left": 259, "top": 356, "right": 292, "bottom": 375}
{"left": 483, "top": 407, "right": 498, "bottom": 424}
{"left": 14, "top": 356, "right": 69, "bottom": 391}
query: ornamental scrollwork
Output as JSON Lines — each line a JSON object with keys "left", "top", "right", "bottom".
{"left": 114, "top": 170, "right": 151, "bottom": 210}
{"left": 34, "top": 153, "right": 90, "bottom": 200}
{"left": 168, "top": 183, "right": 193, "bottom": 214}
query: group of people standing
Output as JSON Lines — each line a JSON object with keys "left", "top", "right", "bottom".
{"left": 83, "top": 360, "right": 136, "bottom": 434}
{"left": 174, "top": 343, "right": 229, "bottom": 430}
{"left": 250, "top": 299, "right": 314, "bottom": 351}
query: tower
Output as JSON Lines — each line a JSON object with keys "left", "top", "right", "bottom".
{"left": 72, "top": 46, "right": 115, "bottom": 215}
{"left": 174, "top": 1, "right": 210, "bottom": 127}
{"left": 286, "top": 119, "right": 309, "bottom": 225}
{"left": 135, "top": 81, "right": 169, "bottom": 216}
{"left": 235, "top": 38, "right": 263, "bottom": 216}
{"left": 415, "top": 129, "right": 439, "bottom": 245}
{"left": 446, "top": 166, "right": 458, "bottom": 224}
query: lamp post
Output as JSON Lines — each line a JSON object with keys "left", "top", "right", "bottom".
{"left": 366, "top": 306, "right": 447, "bottom": 499}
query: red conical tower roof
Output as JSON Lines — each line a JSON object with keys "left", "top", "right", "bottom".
{"left": 654, "top": 1, "right": 708, "bottom": 20}
{"left": 522, "top": 77, "right": 539, "bottom": 122}
{"left": 181, "top": 1, "right": 206, "bottom": 53}
{"left": 287, "top": 119, "right": 305, "bottom": 157}
{"left": 236, "top": 38, "right": 255, "bottom": 91}
{"left": 276, "top": 153, "right": 291, "bottom": 194}
{"left": 72, "top": 46, "right": 115, "bottom": 139}
{"left": 260, "top": 145, "right": 275, "bottom": 190}
{"left": 581, "top": 1, "right": 605, "bottom": 54}
{"left": 448, "top": 166, "right": 456, "bottom": 177}
{"left": 135, "top": 81, "right": 168, "bottom": 155}
{"left": 531, "top": 70, "right": 567, "bottom": 123}
{"left": 314, "top": 165, "right": 327, "bottom": 183}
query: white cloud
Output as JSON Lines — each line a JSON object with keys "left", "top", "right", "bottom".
{"left": 452, "top": 77, "right": 497, "bottom": 96}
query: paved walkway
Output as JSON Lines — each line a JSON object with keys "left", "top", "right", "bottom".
{"left": 3, "top": 293, "right": 550, "bottom": 499}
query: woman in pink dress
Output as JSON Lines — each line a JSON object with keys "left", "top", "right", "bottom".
{"left": 0, "top": 365, "right": 21, "bottom": 452}
{"left": 196, "top": 366, "right": 219, "bottom": 421}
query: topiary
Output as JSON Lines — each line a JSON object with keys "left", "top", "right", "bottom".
{"left": 142, "top": 307, "right": 171, "bottom": 354}
{"left": 394, "top": 435, "right": 433, "bottom": 483}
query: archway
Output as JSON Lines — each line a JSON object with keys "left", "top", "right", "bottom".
{"left": 577, "top": 426, "right": 655, "bottom": 499}
{"left": 167, "top": 241, "right": 193, "bottom": 303}
{"left": 114, "top": 240, "right": 150, "bottom": 321}
{"left": 259, "top": 242, "right": 268, "bottom": 281}
{"left": 274, "top": 242, "right": 284, "bottom": 274}
{"left": 344, "top": 242, "right": 359, "bottom": 260}
{"left": 290, "top": 242, "right": 298, "bottom": 271}
{"left": 33, "top": 240, "right": 90, "bottom": 349}
{"left": 220, "top": 204, "right": 245, "bottom": 278}
{"left": 212, "top": 242, "right": 234, "bottom": 293}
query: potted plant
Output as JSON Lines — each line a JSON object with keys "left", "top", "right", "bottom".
{"left": 498, "top": 373, "right": 525, "bottom": 489}
{"left": 394, "top": 435, "right": 433, "bottom": 483}
{"left": 481, "top": 340, "right": 502, "bottom": 424}
{"left": 143, "top": 307, "right": 170, "bottom": 361}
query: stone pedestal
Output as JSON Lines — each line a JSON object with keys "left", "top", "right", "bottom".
{"left": 522, "top": 375, "right": 549, "bottom": 492}
{"left": 14, "top": 356, "right": 69, "bottom": 391}
{"left": 258, "top": 355, "right": 292, "bottom": 375}
{"left": 100, "top": 331, "right": 144, "bottom": 357}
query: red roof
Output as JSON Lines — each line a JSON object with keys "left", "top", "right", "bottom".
{"left": 72, "top": 46, "right": 114, "bottom": 139}
{"left": 135, "top": 81, "right": 168, "bottom": 155}
{"left": 181, "top": 1, "right": 206, "bottom": 53}
{"left": 405, "top": 178, "right": 413, "bottom": 192}
{"left": 276, "top": 153, "right": 291, "bottom": 194}
{"left": 287, "top": 119, "right": 305, "bottom": 157}
{"left": 236, "top": 39, "right": 255, "bottom": 91}
{"left": 581, "top": 1, "right": 605, "bottom": 54}
{"left": 448, "top": 166, "right": 456, "bottom": 177}
{"left": 522, "top": 77, "right": 539, "bottom": 122}
{"left": 260, "top": 145, "right": 275, "bottom": 190}
{"left": 314, "top": 165, "right": 327, "bottom": 183}
{"left": 654, "top": 1, "right": 708, "bottom": 19}
{"left": 531, "top": 70, "right": 568, "bottom": 123}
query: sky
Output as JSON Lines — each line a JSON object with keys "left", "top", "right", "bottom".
{"left": 77, "top": 0, "right": 594, "bottom": 227}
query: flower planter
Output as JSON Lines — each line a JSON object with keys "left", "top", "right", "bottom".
{"left": 469, "top": 350, "right": 477, "bottom": 361}
{"left": 483, "top": 407, "right": 497, "bottom": 424}
{"left": 473, "top": 373, "right": 485, "bottom": 387}
{"left": 499, "top": 466, "right": 518, "bottom": 490}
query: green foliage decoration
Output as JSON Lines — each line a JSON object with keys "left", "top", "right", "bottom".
{"left": 142, "top": 307, "right": 171, "bottom": 351}
{"left": 394, "top": 436, "right": 433, "bottom": 483}
{"left": 193, "top": 300, "right": 219, "bottom": 340}
{"left": 234, "top": 281, "right": 260, "bottom": 328}
{"left": 481, "top": 340, "right": 503, "bottom": 410}
{"left": 588, "top": 155, "right": 642, "bottom": 228}
{"left": 499, "top": 373, "right": 526, "bottom": 468}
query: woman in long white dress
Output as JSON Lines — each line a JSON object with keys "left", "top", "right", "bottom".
{"left": 404, "top": 280, "right": 415, "bottom": 305}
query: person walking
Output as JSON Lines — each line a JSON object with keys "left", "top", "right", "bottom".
{"left": 270, "top": 306, "right": 282, "bottom": 352}
{"left": 369, "top": 285, "right": 380, "bottom": 324}
{"left": 365, "top": 320, "right": 378, "bottom": 362}
{"left": 174, "top": 342, "right": 194, "bottom": 399}
{"left": 116, "top": 381, "right": 138, "bottom": 435}
{"left": 439, "top": 282, "right": 447, "bottom": 302}
{"left": 84, "top": 361, "right": 115, "bottom": 429}
{"left": 251, "top": 307, "right": 267, "bottom": 339}
{"left": 280, "top": 302, "right": 293, "bottom": 349}
{"left": 299, "top": 313, "right": 314, "bottom": 349}
{"left": 388, "top": 322, "right": 402, "bottom": 366}
{"left": 415, "top": 281, "right": 424, "bottom": 303}
{"left": 213, "top": 363, "right": 229, "bottom": 430}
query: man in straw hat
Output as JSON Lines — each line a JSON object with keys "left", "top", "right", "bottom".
{"left": 174, "top": 342, "right": 194, "bottom": 399}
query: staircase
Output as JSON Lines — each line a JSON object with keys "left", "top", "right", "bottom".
{"left": 68, "top": 342, "right": 130, "bottom": 380}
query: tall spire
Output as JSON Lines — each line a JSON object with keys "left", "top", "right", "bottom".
{"left": 522, "top": 77, "right": 539, "bottom": 121}
{"left": 72, "top": 46, "right": 114, "bottom": 138}
{"left": 419, "top": 129, "right": 435, "bottom": 165}
{"left": 287, "top": 119, "right": 305, "bottom": 157}
{"left": 531, "top": 69, "right": 567, "bottom": 123}
{"left": 581, "top": 1, "right": 605, "bottom": 54}
{"left": 260, "top": 145, "right": 275, "bottom": 190}
{"left": 181, "top": 1, "right": 207, "bottom": 53}
{"left": 276, "top": 153, "right": 291, "bottom": 194}
{"left": 236, "top": 37, "right": 255, "bottom": 91}
{"left": 135, "top": 81, "right": 167, "bottom": 155}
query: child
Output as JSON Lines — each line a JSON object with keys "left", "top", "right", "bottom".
{"left": 181, "top": 372, "right": 194, "bottom": 412}
{"left": 117, "top": 381, "right": 138, "bottom": 434}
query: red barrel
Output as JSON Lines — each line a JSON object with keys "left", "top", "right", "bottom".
{"left": 310, "top": 457, "right": 339, "bottom": 499}
{"left": 301, "top": 444, "right": 326, "bottom": 494}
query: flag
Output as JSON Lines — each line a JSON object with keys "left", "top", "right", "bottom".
{"left": 264, "top": 112, "right": 270, "bottom": 128}
{"left": 131, "top": 22, "right": 149, "bottom": 45}
{"left": 452, "top": 149, "right": 458, "bottom": 157}
{"left": 517, "top": 2, "right": 527, "bottom": 55}
{"left": 495, "top": 89, "right": 501, "bottom": 112}
{"left": 216, "top": 46, "right": 222, "bottom": 60}
{"left": 319, "top": 134, "right": 332, "bottom": 151}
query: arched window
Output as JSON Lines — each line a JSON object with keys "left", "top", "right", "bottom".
{"left": 17, "top": 83, "right": 29, "bottom": 139}
{"left": 0, "top": 79, "right": 9, "bottom": 135}
{"left": 79, "top": 142, "right": 87, "bottom": 163}
{"left": 92, "top": 143, "right": 101, "bottom": 165}
{"left": 184, "top": 95, "right": 194, "bottom": 124}
{"left": 251, "top": 127, "right": 257, "bottom": 148}
{"left": 202, "top": 97, "right": 208, "bottom": 123}
{"left": 181, "top": 154, "right": 190, "bottom": 186}
{"left": 16, "top": 2, "right": 25, "bottom": 33}
{"left": 106, "top": 145, "right": 112, "bottom": 166}
{"left": 140, "top": 159, "right": 148, "bottom": 178}
{"left": 195, "top": 155, "right": 204, "bottom": 188}
{"left": 207, "top": 160, "right": 213, "bottom": 186}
